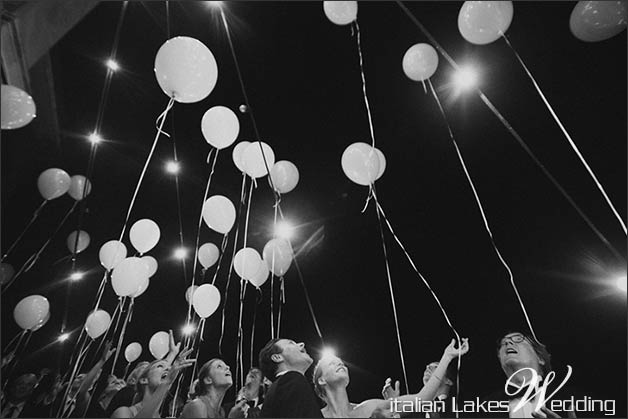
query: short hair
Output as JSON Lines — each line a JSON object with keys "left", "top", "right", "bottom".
{"left": 497, "top": 332, "right": 552, "bottom": 376}
{"left": 194, "top": 359, "right": 222, "bottom": 396}
{"left": 259, "top": 338, "right": 283, "bottom": 381}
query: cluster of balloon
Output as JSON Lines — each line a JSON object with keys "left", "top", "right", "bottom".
{"left": 262, "top": 238, "right": 293, "bottom": 277}
{"left": 99, "top": 240, "right": 127, "bottom": 271}
{"left": 402, "top": 44, "right": 439, "bottom": 82}
{"left": 202, "top": 106, "right": 240, "bottom": 150}
{"left": 149, "top": 331, "right": 169, "bottom": 359}
{"left": 0, "top": 262, "right": 15, "bottom": 286}
{"left": 198, "top": 243, "right": 220, "bottom": 270}
{"left": 192, "top": 284, "right": 221, "bottom": 318}
{"left": 111, "top": 257, "right": 151, "bottom": 297}
{"left": 67, "top": 230, "right": 90, "bottom": 254}
{"left": 270, "top": 161, "right": 300, "bottom": 194}
{"left": 323, "top": 1, "right": 358, "bottom": 25}
{"left": 129, "top": 219, "right": 160, "bottom": 255}
{"left": 85, "top": 310, "right": 111, "bottom": 339}
{"left": 458, "top": 1, "right": 514, "bottom": 45}
{"left": 341, "top": 143, "right": 386, "bottom": 186}
{"left": 241, "top": 142, "right": 275, "bottom": 179}
{"left": 154, "top": 36, "right": 218, "bottom": 104}
{"left": 38, "top": 168, "right": 71, "bottom": 200}
{"left": 14, "top": 295, "right": 50, "bottom": 331}
{"left": 68, "top": 175, "right": 92, "bottom": 201}
{"left": 202, "top": 196, "right": 236, "bottom": 234}
{"left": 1, "top": 84, "right": 36, "bottom": 130}
{"left": 125, "top": 342, "right": 142, "bottom": 363}
{"left": 570, "top": 1, "right": 626, "bottom": 42}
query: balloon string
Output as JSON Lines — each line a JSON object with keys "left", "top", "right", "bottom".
{"left": 502, "top": 33, "right": 626, "bottom": 235}
{"left": 353, "top": 20, "right": 376, "bottom": 149}
{"left": 58, "top": 339, "right": 93, "bottom": 418}
{"left": 89, "top": 301, "right": 123, "bottom": 366}
{"left": 270, "top": 202, "right": 279, "bottom": 339}
{"left": 235, "top": 280, "right": 248, "bottom": 391}
{"left": 277, "top": 277, "right": 285, "bottom": 338}
{"left": 118, "top": 96, "right": 175, "bottom": 242}
{"left": 372, "top": 187, "right": 409, "bottom": 395}
{"left": 211, "top": 234, "right": 230, "bottom": 286}
{"left": 111, "top": 298, "right": 133, "bottom": 375}
{"left": 187, "top": 148, "right": 220, "bottom": 330}
{"left": 428, "top": 79, "right": 539, "bottom": 342}
{"left": 1, "top": 199, "right": 48, "bottom": 262}
{"left": 170, "top": 108, "right": 188, "bottom": 285}
{"left": 243, "top": 181, "right": 254, "bottom": 248}
{"left": 2, "top": 330, "right": 26, "bottom": 355}
{"left": 93, "top": 271, "right": 109, "bottom": 311}
{"left": 218, "top": 175, "right": 248, "bottom": 356}
{"left": 249, "top": 289, "right": 262, "bottom": 369}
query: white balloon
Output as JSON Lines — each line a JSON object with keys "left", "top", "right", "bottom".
{"left": 141, "top": 256, "right": 158, "bottom": 277}
{"left": 154, "top": 37, "right": 218, "bottom": 103}
{"left": 198, "top": 243, "right": 220, "bottom": 269}
{"left": 270, "top": 161, "right": 300, "bottom": 194}
{"left": 125, "top": 342, "right": 142, "bottom": 363}
{"left": 13, "top": 295, "right": 49, "bottom": 330}
{"left": 66, "top": 230, "right": 90, "bottom": 254}
{"left": 129, "top": 219, "right": 160, "bottom": 254}
{"left": 341, "top": 142, "right": 380, "bottom": 186}
{"left": 202, "top": 195, "right": 236, "bottom": 234}
{"left": 85, "top": 310, "right": 111, "bottom": 339}
{"left": 149, "top": 331, "right": 169, "bottom": 360}
{"left": 458, "top": 1, "right": 514, "bottom": 45}
{"left": 99, "top": 240, "right": 127, "bottom": 271}
{"left": 111, "top": 257, "right": 150, "bottom": 297}
{"left": 242, "top": 142, "right": 275, "bottom": 179}
{"left": 1, "top": 84, "right": 36, "bottom": 130}
{"left": 192, "top": 284, "right": 221, "bottom": 318}
{"left": 68, "top": 175, "right": 92, "bottom": 201}
{"left": 232, "top": 141, "right": 251, "bottom": 173}
{"left": 185, "top": 285, "right": 199, "bottom": 304}
{"left": 233, "top": 248, "right": 262, "bottom": 281}
{"left": 248, "top": 261, "right": 269, "bottom": 288}
{"left": 402, "top": 43, "right": 439, "bottom": 82}
{"left": 262, "top": 238, "right": 293, "bottom": 277}
{"left": 201, "top": 106, "right": 240, "bottom": 150}
{"left": 323, "top": 1, "right": 358, "bottom": 25}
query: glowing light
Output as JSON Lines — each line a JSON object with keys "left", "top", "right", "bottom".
{"left": 182, "top": 324, "right": 196, "bottom": 335}
{"left": 453, "top": 66, "right": 478, "bottom": 91}
{"left": 58, "top": 333, "right": 70, "bottom": 342}
{"left": 617, "top": 275, "right": 627, "bottom": 292}
{"left": 70, "top": 272, "right": 84, "bottom": 281}
{"left": 275, "top": 221, "right": 294, "bottom": 240}
{"left": 173, "top": 247, "right": 187, "bottom": 260}
{"left": 106, "top": 59, "right": 120, "bottom": 72}
{"left": 320, "top": 347, "right": 336, "bottom": 360}
{"left": 88, "top": 132, "right": 103, "bottom": 144}
{"left": 166, "top": 161, "right": 180, "bottom": 174}
{"left": 205, "top": 1, "right": 223, "bottom": 8}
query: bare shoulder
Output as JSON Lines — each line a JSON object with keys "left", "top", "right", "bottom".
{"left": 350, "top": 399, "right": 387, "bottom": 417}
{"left": 181, "top": 399, "right": 207, "bottom": 418}
{"left": 111, "top": 406, "right": 133, "bottom": 418}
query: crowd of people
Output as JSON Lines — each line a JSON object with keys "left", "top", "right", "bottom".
{"left": 2, "top": 331, "right": 583, "bottom": 418}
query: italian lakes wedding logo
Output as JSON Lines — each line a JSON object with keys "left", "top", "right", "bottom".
{"left": 390, "top": 366, "right": 617, "bottom": 416}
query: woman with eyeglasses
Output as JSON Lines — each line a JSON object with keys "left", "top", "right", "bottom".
{"left": 312, "top": 338, "right": 469, "bottom": 418}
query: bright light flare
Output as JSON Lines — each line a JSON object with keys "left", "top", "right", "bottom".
{"left": 173, "top": 247, "right": 187, "bottom": 260}
{"left": 320, "top": 347, "right": 336, "bottom": 360}
{"left": 58, "top": 333, "right": 70, "bottom": 342}
{"left": 70, "top": 272, "right": 84, "bottom": 281}
{"left": 275, "top": 221, "right": 294, "bottom": 240}
{"left": 617, "top": 275, "right": 627, "bottom": 293}
{"left": 182, "top": 324, "right": 196, "bottom": 335}
{"left": 106, "top": 59, "right": 120, "bottom": 72}
{"left": 205, "top": 1, "right": 223, "bottom": 8}
{"left": 165, "top": 161, "right": 180, "bottom": 174}
{"left": 88, "top": 132, "right": 103, "bottom": 144}
{"left": 453, "top": 66, "right": 478, "bottom": 91}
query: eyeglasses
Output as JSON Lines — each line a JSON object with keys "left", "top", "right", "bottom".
{"left": 498, "top": 334, "right": 526, "bottom": 348}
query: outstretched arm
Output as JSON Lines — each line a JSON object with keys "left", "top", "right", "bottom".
{"left": 74, "top": 342, "right": 115, "bottom": 417}
{"left": 164, "top": 329, "right": 181, "bottom": 366}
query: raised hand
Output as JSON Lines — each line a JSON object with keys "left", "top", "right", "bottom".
{"left": 381, "top": 377, "right": 400, "bottom": 399}
{"left": 228, "top": 399, "right": 249, "bottom": 418}
{"left": 164, "top": 348, "right": 195, "bottom": 384}
{"left": 168, "top": 329, "right": 181, "bottom": 357}
{"left": 443, "top": 338, "right": 469, "bottom": 360}
{"left": 100, "top": 341, "right": 116, "bottom": 363}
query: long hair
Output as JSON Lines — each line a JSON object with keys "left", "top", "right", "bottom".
{"left": 194, "top": 359, "right": 223, "bottom": 397}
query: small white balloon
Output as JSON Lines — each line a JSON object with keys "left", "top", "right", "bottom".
{"left": 192, "top": 284, "right": 221, "bottom": 318}
{"left": 323, "top": 1, "right": 358, "bottom": 25}
{"left": 202, "top": 195, "right": 236, "bottom": 234}
{"left": 270, "top": 161, "right": 300, "bottom": 194}
{"left": 1, "top": 84, "right": 36, "bottom": 130}
{"left": 242, "top": 142, "right": 275, "bottom": 179}
{"left": 201, "top": 106, "right": 240, "bottom": 150}
{"left": 402, "top": 43, "right": 439, "bottom": 82}
{"left": 198, "top": 243, "right": 220, "bottom": 269}
{"left": 99, "top": 240, "right": 127, "bottom": 271}
{"left": 13, "top": 295, "right": 49, "bottom": 330}
{"left": 149, "top": 331, "right": 169, "bottom": 359}
{"left": 233, "top": 248, "right": 263, "bottom": 281}
{"left": 68, "top": 175, "right": 92, "bottom": 201}
{"left": 85, "top": 310, "right": 111, "bottom": 339}
{"left": 66, "top": 230, "right": 90, "bottom": 254}
{"left": 125, "top": 342, "right": 142, "bottom": 363}
{"left": 129, "top": 219, "right": 160, "bottom": 254}
{"left": 232, "top": 141, "right": 251, "bottom": 173}
{"left": 111, "top": 257, "right": 150, "bottom": 297}
{"left": 341, "top": 142, "right": 380, "bottom": 186}
{"left": 141, "top": 256, "right": 158, "bottom": 277}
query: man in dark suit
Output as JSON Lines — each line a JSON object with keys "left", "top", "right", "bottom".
{"left": 259, "top": 338, "right": 322, "bottom": 418}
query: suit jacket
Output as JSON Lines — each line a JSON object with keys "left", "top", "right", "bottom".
{"left": 260, "top": 371, "right": 322, "bottom": 418}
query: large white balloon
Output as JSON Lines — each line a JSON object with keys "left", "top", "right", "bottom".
{"left": 68, "top": 175, "right": 92, "bottom": 201}
{"left": 341, "top": 142, "right": 380, "bottom": 186}
{"left": 202, "top": 195, "right": 236, "bottom": 235}
{"left": 242, "top": 142, "right": 275, "bottom": 179}
{"left": 1, "top": 84, "right": 36, "bottom": 130}
{"left": 192, "top": 284, "right": 221, "bottom": 318}
{"left": 85, "top": 310, "right": 111, "bottom": 339}
{"left": 99, "top": 240, "right": 127, "bottom": 271}
{"left": 262, "top": 238, "right": 293, "bottom": 277}
{"left": 233, "top": 248, "right": 263, "bottom": 281}
{"left": 270, "top": 161, "right": 300, "bottom": 194}
{"left": 125, "top": 342, "right": 142, "bottom": 363}
{"left": 129, "top": 219, "right": 160, "bottom": 254}
{"left": 458, "top": 1, "right": 514, "bottom": 45}
{"left": 14, "top": 295, "right": 49, "bottom": 330}
{"left": 149, "top": 331, "right": 169, "bottom": 360}
{"left": 111, "top": 257, "right": 150, "bottom": 297}
{"left": 154, "top": 37, "right": 218, "bottom": 103}
{"left": 402, "top": 43, "right": 439, "bottom": 82}
{"left": 232, "top": 141, "right": 251, "bottom": 173}
{"left": 67, "top": 230, "right": 90, "bottom": 254}
{"left": 323, "top": 1, "right": 358, "bottom": 25}
{"left": 37, "top": 168, "right": 71, "bottom": 200}
{"left": 201, "top": 106, "right": 240, "bottom": 150}
{"left": 198, "top": 243, "right": 220, "bottom": 269}
{"left": 141, "top": 256, "right": 158, "bottom": 277}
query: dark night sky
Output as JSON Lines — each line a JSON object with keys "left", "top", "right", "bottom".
{"left": 1, "top": 1, "right": 626, "bottom": 415}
